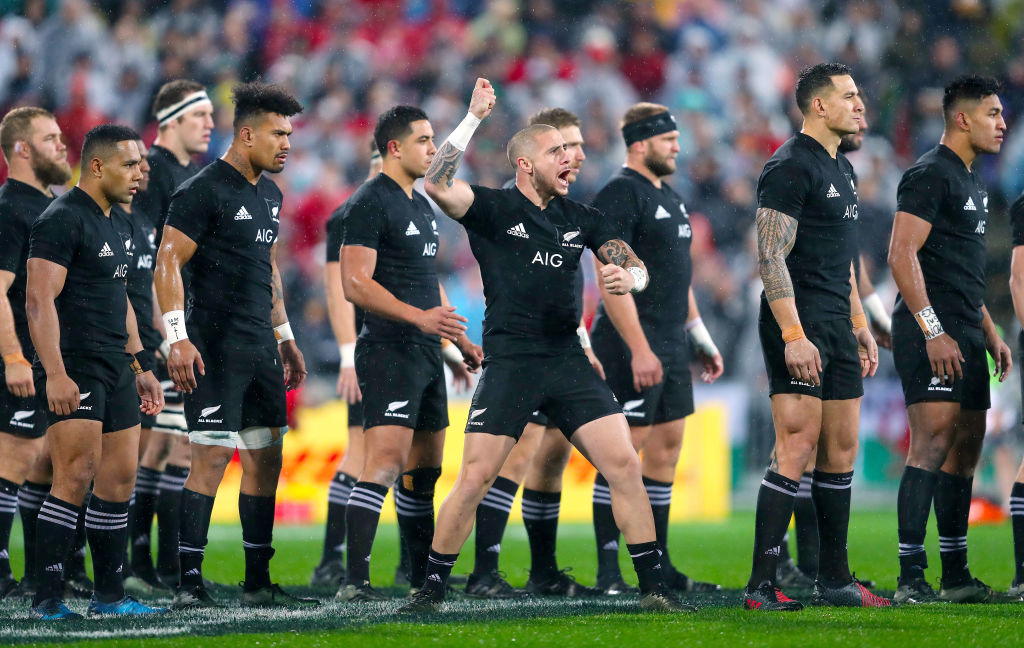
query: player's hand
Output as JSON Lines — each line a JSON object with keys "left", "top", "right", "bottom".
{"left": 696, "top": 349, "right": 724, "bottom": 384}
{"left": 455, "top": 336, "right": 483, "bottom": 372}
{"left": 986, "top": 333, "right": 1012, "bottom": 382}
{"left": 784, "top": 337, "right": 822, "bottom": 387}
{"left": 630, "top": 347, "right": 663, "bottom": 392}
{"left": 870, "top": 319, "right": 892, "bottom": 350}
{"left": 46, "top": 373, "right": 79, "bottom": 417}
{"left": 416, "top": 306, "right": 468, "bottom": 342}
{"left": 448, "top": 360, "right": 473, "bottom": 393}
{"left": 600, "top": 264, "right": 634, "bottom": 295}
{"left": 468, "top": 78, "right": 496, "bottom": 120}
{"left": 926, "top": 333, "right": 963, "bottom": 385}
{"left": 337, "top": 366, "right": 361, "bottom": 402}
{"left": 5, "top": 361, "right": 35, "bottom": 398}
{"left": 854, "top": 325, "right": 879, "bottom": 378}
{"left": 167, "top": 339, "right": 205, "bottom": 393}
{"left": 136, "top": 370, "right": 164, "bottom": 416}
{"left": 279, "top": 340, "right": 307, "bottom": 391}
{"left": 584, "top": 347, "right": 606, "bottom": 380}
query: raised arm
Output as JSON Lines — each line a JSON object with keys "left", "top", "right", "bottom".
{"left": 0, "top": 270, "right": 32, "bottom": 397}
{"left": 423, "top": 78, "right": 496, "bottom": 220}
{"left": 26, "top": 258, "right": 77, "bottom": 415}
{"left": 270, "top": 241, "right": 306, "bottom": 391}
{"left": 887, "top": 210, "right": 963, "bottom": 383}
{"left": 154, "top": 225, "right": 203, "bottom": 392}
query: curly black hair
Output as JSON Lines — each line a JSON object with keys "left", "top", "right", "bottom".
{"left": 232, "top": 81, "right": 303, "bottom": 131}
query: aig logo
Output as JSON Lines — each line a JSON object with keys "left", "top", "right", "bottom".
{"left": 255, "top": 229, "right": 275, "bottom": 243}
{"left": 532, "top": 251, "right": 562, "bottom": 267}
{"left": 113, "top": 263, "right": 129, "bottom": 279}
{"left": 423, "top": 242, "right": 437, "bottom": 256}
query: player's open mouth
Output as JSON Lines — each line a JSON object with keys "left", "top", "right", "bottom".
{"left": 557, "top": 169, "right": 570, "bottom": 187}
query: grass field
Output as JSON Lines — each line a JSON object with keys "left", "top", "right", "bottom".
{"left": 2, "top": 512, "right": 1022, "bottom": 647}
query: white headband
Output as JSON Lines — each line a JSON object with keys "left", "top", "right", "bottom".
{"left": 157, "top": 91, "right": 213, "bottom": 126}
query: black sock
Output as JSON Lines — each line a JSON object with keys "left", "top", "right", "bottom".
{"left": 522, "top": 489, "right": 561, "bottom": 579}
{"left": 643, "top": 477, "right": 674, "bottom": 571}
{"left": 473, "top": 476, "right": 517, "bottom": 576}
{"left": 421, "top": 550, "right": 458, "bottom": 599}
{"left": 67, "top": 492, "right": 89, "bottom": 578}
{"left": 17, "top": 481, "right": 48, "bottom": 585}
{"left": 793, "top": 472, "right": 819, "bottom": 575}
{"left": 395, "top": 484, "right": 435, "bottom": 588}
{"left": 123, "top": 493, "right": 135, "bottom": 573}
{"left": 592, "top": 473, "right": 621, "bottom": 579}
{"left": 747, "top": 470, "right": 799, "bottom": 590}
{"left": 178, "top": 488, "right": 215, "bottom": 590}
{"left": 628, "top": 541, "right": 664, "bottom": 594}
{"left": 780, "top": 530, "right": 792, "bottom": 563}
{"left": 33, "top": 495, "right": 80, "bottom": 605}
{"left": 320, "top": 471, "right": 356, "bottom": 566}
{"left": 897, "top": 466, "right": 936, "bottom": 582}
{"left": 344, "top": 481, "right": 388, "bottom": 584}
{"left": 130, "top": 466, "right": 160, "bottom": 573}
{"left": 85, "top": 497, "right": 129, "bottom": 602}
{"left": 935, "top": 471, "right": 973, "bottom": 586}
{"left": 811, "top": 470, "right": 853, "bottom": 587}
{"left": 239, "top": 493, "right": 276, "bottom": 590}
{"left": 1011, "top": 482, "right": 1024, "bottom": 585}
{"left": 155, "top": 464, "right": 188, "bottom": 577}
{"left": 0, "top": 477, "right": 19, "bottom": 577}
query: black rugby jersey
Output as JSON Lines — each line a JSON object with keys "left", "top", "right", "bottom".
{"left": 1011, "top": 191, "right": 1024, "bottom": 247}
{"left": 164, "top": 159, "right": 282, "bottom": 348}
{"left": 325, "top": 204, "right": 364, "bottom": 334}
{"left": 29, "top": 187, "right": 132, "bottom": 355}
{"left": 757, "top": 133, "right": 859, "bottom": 322}
{"left": 894, "top": 145, "right": 989, "bottom": 324}
{"left": 589, "top": 167, "right": 692, "bottom": 354}
{"left": 341, "top": 173, "right": 441, "bottom": 346}
{"left": 460, "top": 185, "right": 619, "bottom": 359}
{"left": 135, "top": 144, "right": 201, "bottom": 244}
{"left": 0, "top": 179, "right": 53, "bottom": 358}
{"left": 112, "top": 205, "right": 161, "bottom": 352}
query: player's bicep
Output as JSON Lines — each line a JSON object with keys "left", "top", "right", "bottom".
{"left": 595, "top": 238, "right": 643, "bottom": 269}
{"left": 156, "top": 225, "right": 199, "bottom": 269}
{"left": 340, "top": 245, "right": 378, "bottom": 295}
{"left": 0, "top": 269, "right": 14, "bottom": 295}
{"left": 426, "top": 178, "right": 475, "bottom": 221}
{"left": 889, "top": 211, "right": 932, "bottom": 257}
{"left": 25, "top": 258, "right": 68, "bottom": 303}
{"left": 755, "top": 208, "right": 799, "bottom": 261}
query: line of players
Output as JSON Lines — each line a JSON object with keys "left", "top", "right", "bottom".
{"left": 0, "top": 64, "right": 1023, "bottom": 619}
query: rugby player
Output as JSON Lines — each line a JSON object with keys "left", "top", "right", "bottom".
{"left": 27, "top": 124, "right": 165, "bottom": 619}
{"left": 1007, "top": 190, "right": 1024, "bottom": 598}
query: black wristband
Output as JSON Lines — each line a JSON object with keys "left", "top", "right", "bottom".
{"left": 135, "top": 352, "right": 155, "bottom": 374}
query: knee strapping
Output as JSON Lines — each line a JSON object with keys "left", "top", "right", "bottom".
{"left": 401, "top": 467, "right": 441, "bottom": 497}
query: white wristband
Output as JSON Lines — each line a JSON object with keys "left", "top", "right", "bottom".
{"left": 577, "top": 325, "right": 592, "bottom": 349}
{"left": 686, "top": 317, "right": 719, "bottom": 358}
{"left": 627, "top": 266, "right": 648, "bottom": 294}
{"left": 442, "top": 342, "right": 464, "bottom": 364}
{"left": 162, "top": 310, "right": 188, "bottom": 343}
{"left": 862, "top": 293, "right": 891, "bottom": 335}
{"left": 274, "top": 322, "right": 294, "bottom": 344}
{"left": 340, "top": 343, "right": 355, "bottom": 369}
{"left": 158, "top": 339, "right": 171, "bottom": 359}
{"left": 448, "top": 112, "right": 481, "bottom": 151}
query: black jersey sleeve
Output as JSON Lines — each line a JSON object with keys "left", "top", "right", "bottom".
{"left": 1011, "top": 192, "right": 1024, "bottom": 247}
{"left": 591, "top": 180, "right": 639, "bottom": 245}
{"left": 325, "top": 211, "right": 343, "bottom": 263}
{"left": 459, "top": 186, "right": 503, "bottom": 238}
{"left": 757, "top": 158, "right": 813, "bottom": 219}
{"left": 582, "top": 204, "right": 622, "bottom": 254}
{"left": 0, "top": 209, "right": 27, "bottom": 274}
{"left": 896, "top": 164, "right": 946, "bottom": 223}
{"left": 340, "top": 193, "right": 385, "bottom": 250}
{"left": 164, "top": 180, "right": 216, "bottom": 244}
{"left": 29, "top": 209, "right": 80, "bottom": 268}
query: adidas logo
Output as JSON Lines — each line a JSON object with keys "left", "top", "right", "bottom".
{"left": 98, "top": 242, "right": 114, "bottom": 257}
{"left": 427, "top": 574, "right": 442, "bottom": 582}
{"left": 507, "top": 222, "right": 530, "bottom": 239}
{"left": 235, "top": 206, "right": 252, "bottom": 220}
{"left": 0, "top": 550, "right": 7, "bottom": 560}
{"left": 486, "top": 544, "right": 501, "bottom": 553}
{"left": 654, "top": 205, "right": 671, "bottom": 220}
{"left": 405, "top": 221, "right": 420, "bottom": 236}
{"left": 602, "top": 541, "right": 619, "bottom": 551}
{"left": 826, "top": 184, "right": 841, "bottom": 198}
{"left": 45, "top": 563, "right": 63, "bottom": 573}
{"left": 964, "top": 197, "right": 977, "bottom": 211}
{"left": 185, "top": 568, "right": 200, "bottom": 576}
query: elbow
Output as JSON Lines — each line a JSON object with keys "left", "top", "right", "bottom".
{"left": 341, "top": 276, "right": 364, "bottom": 307}
{"left": 424, "top": 181, "right": 440, "bottom": 201}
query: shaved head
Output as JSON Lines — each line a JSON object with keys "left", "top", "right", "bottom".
{"left": 507, "top": 124, "right": 556, "bottom": 169}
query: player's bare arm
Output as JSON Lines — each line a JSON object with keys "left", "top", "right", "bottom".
{"left": 341, "top": 244, "right": 467, "bottom": 342}
{"left": 0, "top": 269, "right": 33, "bottom": 397}
{"left": 848, "top": 262, "right": 878, "bottom": 378}
{"left": 154, "top": 224, "right": 204, "bottom": 392}
{"left": 756, "top": 206, "right": 822, "bottom": 386}
{"left": 439, "top": 281, "right": 481, "bottom": 374}
{"left": 125, "top": 294, "right": 163, "bottom": 415}
{"left": 888, "top": 211, "right": 963, "bottom": 383}
{"left": 25, "top": 257, "right": 77, "bottom": 415}
{"left": 857, "top": 252, "right": 892, "bottom": 349}
{"left": 980, "top": 304, "right": 1011, "bottom": 381}
{"left": 270, "top": 241, "right": 306, "bottom": 391}
{"left": 595, "top": 238, "right": 648, "bottom": 296}
{"left": 686, "top": 287, "right": 723, "bottom": 383}
{"left": 423, "top": 78, "right": 496, "bottom": 219}
{"left": 324, "top": 259, "right": 360, "bottom": 401}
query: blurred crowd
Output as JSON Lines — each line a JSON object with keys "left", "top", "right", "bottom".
{"left": 2, "top": 0, "right": 1024, "bottom": 400}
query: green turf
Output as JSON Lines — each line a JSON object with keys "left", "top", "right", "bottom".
{"left": 2, "top": 512, "right": 1022, "bottom": 647}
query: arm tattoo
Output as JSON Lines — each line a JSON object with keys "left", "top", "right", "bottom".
{"left": 425, "top": 141, "right": 464, "bottom": 188}
{"left": 597, "top": 239, "right": 642, "bottom": 268}
{"left": 270, "top": 263, "right": 287, "bottom": 325}
{"left": 756, "top": 207, "right": 798, "bottom": 303}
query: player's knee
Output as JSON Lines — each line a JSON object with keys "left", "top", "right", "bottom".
{"left": 400, "top": 466, "right": 441, "bottom": 498}
{"left": 61, "top": 454, "right": 98, "bottom": 491}
{"left": 602, "top": 451, "right": 643, "bottom": 486}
